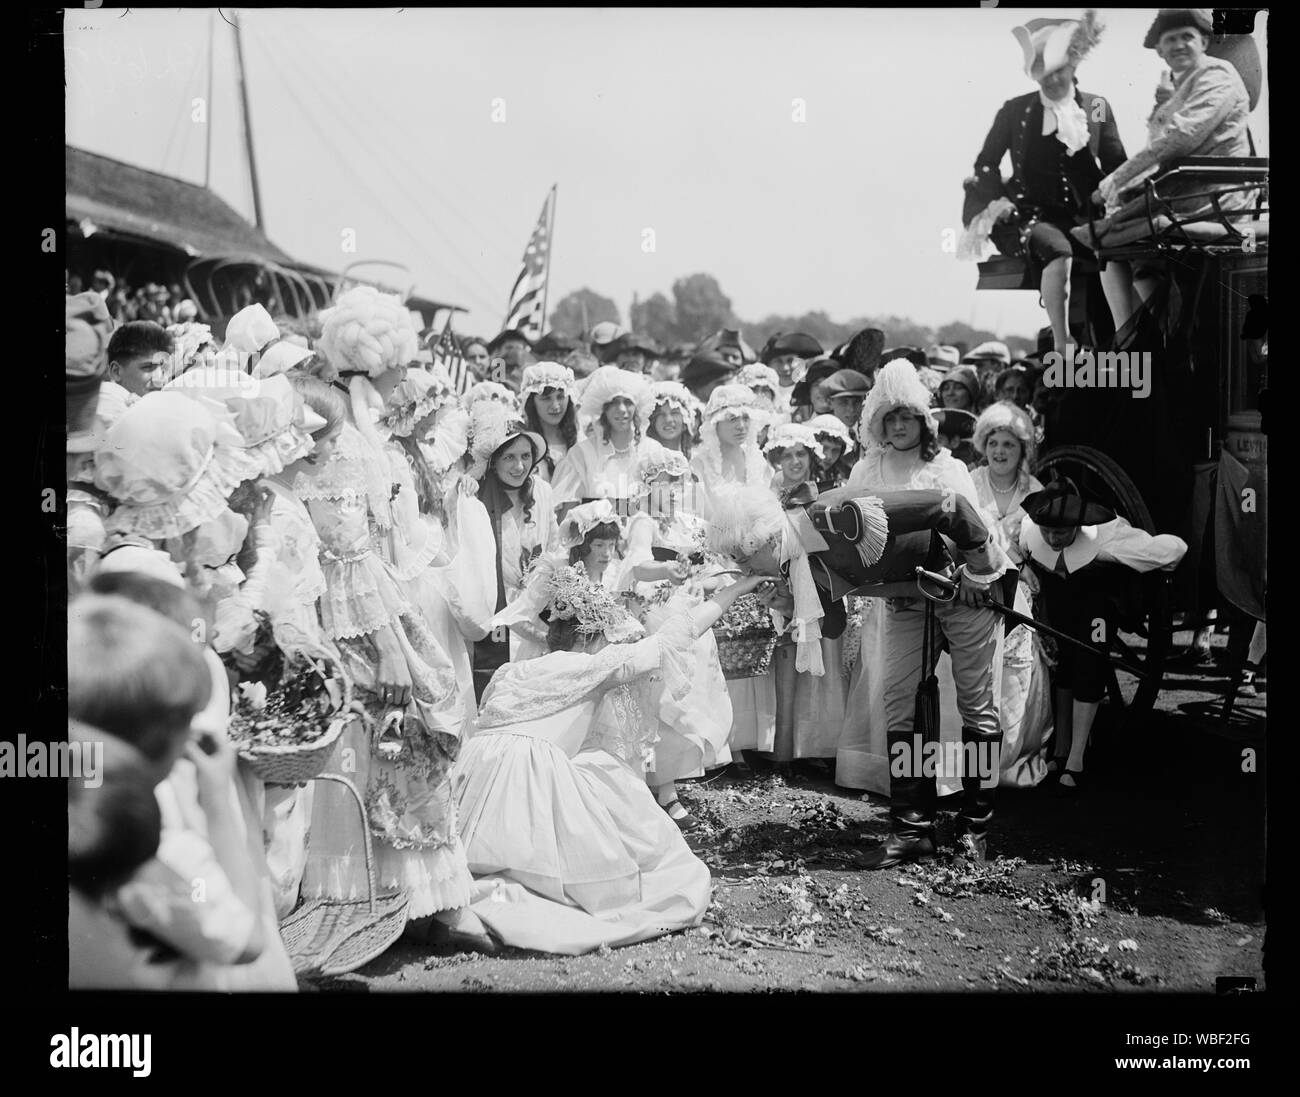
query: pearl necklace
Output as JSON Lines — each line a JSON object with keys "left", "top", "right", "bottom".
{"left": 609, "top": 437, "right": 634, "bottom": 457}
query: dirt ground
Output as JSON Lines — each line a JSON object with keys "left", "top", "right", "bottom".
{"left": 312, "top": 635, "right": 1266, "bottom": 994}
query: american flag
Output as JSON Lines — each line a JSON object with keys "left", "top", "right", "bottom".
{"left": 431, "top": 322, "right": 470, "bottom": 395}
{"left": 503, "top": 186, "right": 556, "bottom": 339}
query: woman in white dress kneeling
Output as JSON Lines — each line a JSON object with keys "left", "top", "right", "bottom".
{"left": 453, "top": 555, "right": 773, "bottom": 955}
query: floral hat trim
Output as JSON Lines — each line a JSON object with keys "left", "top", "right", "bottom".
{"left": 520, "top": 362, "right": 577, "bottom": 402}
{"left": 762, "top": 422, "right": 826, "bottom": 460}
{"left": 559, "top": 499, "right": 622, "bottom": 548}
{"left": 703, "top": 383, "right": 758, "bottom": 423}
{"left": 636, "top": 448, "right": 692, "bottom": 483}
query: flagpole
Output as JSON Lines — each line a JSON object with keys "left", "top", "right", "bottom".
{"left": 540, "top": 184, "right": 557, "bottom": 336}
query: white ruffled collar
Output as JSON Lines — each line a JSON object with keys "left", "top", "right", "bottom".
{"left": 1039, "top": 88, "right": 1089, "bottom": 155}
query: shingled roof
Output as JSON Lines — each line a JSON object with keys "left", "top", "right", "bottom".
{"left": 66, "top": 145, "right": 294, "bottom": 263}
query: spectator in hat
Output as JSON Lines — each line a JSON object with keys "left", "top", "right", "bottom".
{"left": 487, "top": 329, "right": 534, "bottom": 390}
{"left": 697, "top": 328, "right": 756, "bottom": 367}
{"left": 611, "top": 333, "right": 660, "bottom": 376}
{"left": 805, "top": 414, "right": 856, "bottom": 488}
{"left": 823, "top": 369, "right": 871, "bottom": 435}
{"left": 789, "top": 357, "right": 840, "bottom": 423}
{"left": 964, "top": 11, "right": 1124, "bottom": 356}
{"left": 994, "top": 365, "right": 1034, "bottom": 410}
{"left": 588, "top": 321, "right": 627, "bottom": 362}
{"left": 829, "top": 327, "right": 885, "bottom": 379}
{"left": 761, "top": 332, "right": 825, "bottom": 406}
{"left": 925, "top": 344, "right": 961, "bottom": 374}
{"left": 1072, "top": 8, "right": 1256, "bottom": 335}
{"left": 938, "top": 364, "right": 982, "bottom": 412}
{"left": 106, "top": 321, "right": 175, "bottom": 397}
{"left": 681, "top": 350, "right": 736, "bottom": 404}
{"left": 935, "top": 408, "right": 980, "bottom": 468}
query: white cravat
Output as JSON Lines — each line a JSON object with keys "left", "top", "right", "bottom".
{"left": 1039, "top": 88, "right": 1089, "bottom": 155}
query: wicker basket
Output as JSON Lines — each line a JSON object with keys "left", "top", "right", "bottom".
{"left": 231, "top": 643, "right": 353, "bottom": 787}
{"left": 235, "top": 711, "right": 351, "bottom": 786}
{"left": 713, "top": 592, "right": 778, "bottom": 680}
{"left": 279, "top": 772, "right": 410, "bottom": 978}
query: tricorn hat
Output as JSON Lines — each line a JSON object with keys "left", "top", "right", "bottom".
{"left": 1142, "top": 8, "right": 1213, "bottom": 50}
{"left": 681, "top": 351, "right": 737, "bottom": 393}
{"left": 1013, "top": 10, "right": 1104, "bottom": 81}
{"left": 933, "top": 407, "right": 978, "bottom": 439}
{"left": 761, "top": 331, "right": 825, "bottom": 363}
{"left": 1021, "top": 479, "right": 1116, "bottom": 528}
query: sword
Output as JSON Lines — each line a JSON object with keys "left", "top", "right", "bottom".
{"left": 911, "top": 566, "right": 1150, "bottom": 680}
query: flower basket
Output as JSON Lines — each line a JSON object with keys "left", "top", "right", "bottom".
{"left": 712, "top": 592, "right": 777, "bottom": 680}
{"left": 228, "top": 641, "right": 353, "bottom": 786}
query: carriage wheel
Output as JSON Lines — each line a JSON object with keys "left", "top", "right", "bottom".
{"left": 1035, "top": 445, "right": 1173, "bottom": 715}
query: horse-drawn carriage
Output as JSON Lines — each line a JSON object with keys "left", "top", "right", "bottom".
{"left": 975, "top": 155, "right": 1268, "bottom": 716}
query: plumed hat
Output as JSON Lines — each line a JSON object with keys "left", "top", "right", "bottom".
{"left": 1013, "top": 10, "right": 1104, "bottom": 81}
{"left": 859, "top": 359, "right": 940, "bottom": 444}
{"left": 317, "top": 286, "right": 419, "bottom": 378}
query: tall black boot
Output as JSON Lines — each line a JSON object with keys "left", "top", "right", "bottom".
{"left": 860, "top": 734, "right": 937, "bottom": 870}
{"left": 954, "top": 725, "right": 1002, "bottom": 862}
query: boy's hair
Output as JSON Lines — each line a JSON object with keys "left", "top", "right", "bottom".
{"left": 87, "top": 570, "right": 204, "bottom": 631}
{"left": 68, "top": 595, "right": 211, "bottom": 764}
{"left": 68, "top": 726, "right": 162, "bottom": 898}
{"left": 106, "top": 320, "right": 174, "bottom": 364}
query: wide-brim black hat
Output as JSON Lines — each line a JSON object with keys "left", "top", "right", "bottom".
{"left": 681, "top": 352, "right": 737, "bottom": 391}
{"left": 608, "top": 332, "right": 663, "bottom": 359}
{"left": 487, "top": 328, "right": 534, "bottom": 353}
{"left": 881, "top": 346, "right": 928, "bottom": 369}
{"left": 533, "top": 331, "right": 580, "bottom": 357}
{"left": 1143, "top": 8, "right": 1213, "bottom": 49}
{"left": 1022, "top": 483, "right": 1116, "bottom": 528}
{"left": 934, "top": 408, "right": 978, "bottom": 439}
{"left": 761, "top": 331, "right": 824, "bottom": 363}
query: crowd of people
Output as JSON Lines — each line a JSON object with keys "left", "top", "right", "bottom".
{"left": 65, "top": 275, "right": 1195, "bottom": 986}
{"left": 65, "top": 5, "right": 1267, "bottom": 989}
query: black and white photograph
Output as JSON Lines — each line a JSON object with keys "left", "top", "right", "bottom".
{"left": 36, "top": 1, "right": 1275, "bottom": 1070}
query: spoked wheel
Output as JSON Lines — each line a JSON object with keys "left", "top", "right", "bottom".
{"left": 1035, "top": 445, "right": 1173, "bottom": 715}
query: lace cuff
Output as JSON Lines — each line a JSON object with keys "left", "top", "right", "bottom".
{"left": 319, "top": 551, "right": 412, "bottom": 640}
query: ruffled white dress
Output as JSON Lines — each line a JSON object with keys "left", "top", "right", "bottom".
{"left": 455, "top": 603, "right": 712, "bottom": 954}
{"left": 835, "top": 447, "right": 996, "bottom": 795}
{"left": 296, "top": 423, "right": 474, "bottom": 918}
{"left": 550, "top": 434, "right": 667, "bottom": 508}
{"left": 619, "top": 510, "right": 734, "bottom": 778}
{"left": 971, "top": 467, "right": 1055, "bottom": 787}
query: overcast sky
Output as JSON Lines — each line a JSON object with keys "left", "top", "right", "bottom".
{"left": 66, "top": 7, "right": 1269, "bottom": 339}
